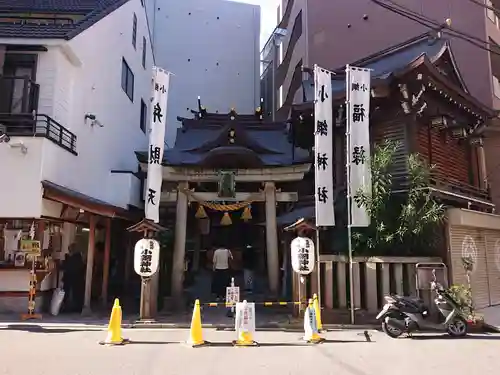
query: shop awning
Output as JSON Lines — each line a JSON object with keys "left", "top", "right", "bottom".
{"left": 41, "top": 180, "right": 134, "bottom": 220}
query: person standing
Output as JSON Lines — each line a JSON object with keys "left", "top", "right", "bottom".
{"left": 212, "top": 245, "right": 233, "bottom": 301}
{"left": 242, "top": 244, "right": 255, "bottom": 294}
{"left": 61, "top": 243, "right": 85, "bottom": 313}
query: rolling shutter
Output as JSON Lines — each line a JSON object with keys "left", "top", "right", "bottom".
{"left": 448, "top": 226, "right": 490, "bottom": 309}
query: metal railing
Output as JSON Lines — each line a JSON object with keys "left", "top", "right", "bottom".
{"left": 429, "top": 172, "right": 490, "bottom": 201}
{"left": 0, "top": 113, "right": 77, "bottom": 155}
{"left": 0, "top": 76, "right": 39, "bottom": 114}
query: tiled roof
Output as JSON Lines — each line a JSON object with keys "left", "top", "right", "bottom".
{"left": 135, "top": 112, "right": 311, "bottom": 167}
{"left": 303, "top": 33, "right": 450, "bottom": 101}
{"left": 0, "top": 0, "right": 129, "bottom": 40}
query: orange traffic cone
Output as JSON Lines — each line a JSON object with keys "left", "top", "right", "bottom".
{"left": 303, "top": 298, "right": 325, "bottom": 344}
{"left": 187, "top": 300, "right": 209, "bottom": 347}
{"left": 99, "top": 298, "right": 129, "bottom": 346}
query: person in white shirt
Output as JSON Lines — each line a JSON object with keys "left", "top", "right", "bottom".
{"left": 211, "top": 246, "right": 233, "bottom": 300}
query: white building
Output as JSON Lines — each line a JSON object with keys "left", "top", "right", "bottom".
{"left": 145, "top": 0, "right": 261, "bottom": 145}
{"left": 0, "top": 0, "right": 154, "bottom": 219}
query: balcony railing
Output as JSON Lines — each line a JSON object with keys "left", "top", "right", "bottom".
{"left": 0, "top": 113, "right": 77, "bottom": 155}
{"left": 0, "top": 76, "right": 39, "bottom": 114}
{"left": 430, "top": 173, "right": 490, "bottom": 202}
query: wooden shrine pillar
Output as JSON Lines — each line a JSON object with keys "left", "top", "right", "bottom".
{"left": 126, "top": 219, "right": 166, "bottom": 320}
{"left": 100, "top": 217, "right": 111, "bottom": 306}
{"left": 477, "top": 137, "right": 488, "bottom": 190}
{"left": 285, "top": 218, "right": 317, "bottom": 318}
{"left": 264, "top": 182, "right": 280, "bottom": 296}
{"left": 82, "top": 214, "right": 96, "bottom": 315}
{"left": 171, "top": 182, "right": 189, "bottom": 306}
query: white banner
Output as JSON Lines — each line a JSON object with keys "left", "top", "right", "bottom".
{"left": 314, "top": 65, "right": 335, "bottom": 227}
{"left": 346, "top": 65, "right": 371, "bottom": 227}
{"left": 145, "top": 67, "right": 171, "bottom": 223}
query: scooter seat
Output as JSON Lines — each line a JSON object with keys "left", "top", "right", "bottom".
{"left": 393, "top": 295, "right": 427, "bottom": 311}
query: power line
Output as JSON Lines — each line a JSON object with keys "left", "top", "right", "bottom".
{"left": 467, "top": 0, "right": 500, "bottom": 14}
{"left": 369, "top": 0, "right": 500, "bottom": 57}
{"left": 382, "top": 0, "right": 492, "bottom": 46}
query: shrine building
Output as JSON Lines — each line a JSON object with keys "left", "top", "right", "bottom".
{"left": 135, "top": 107, "right": 311, "bottom": 305}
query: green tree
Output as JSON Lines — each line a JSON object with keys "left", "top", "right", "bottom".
{"left": 352, "top": 140, "right": 445, "bottom": 255}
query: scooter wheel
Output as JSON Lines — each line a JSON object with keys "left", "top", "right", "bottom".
{"left": 446, "top": 317, "right": 468, "bottom": 337}
{"left": 381, "top": 320, "right": 404, "bottom": 338}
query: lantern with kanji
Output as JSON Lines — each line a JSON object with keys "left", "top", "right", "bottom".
{"left": 290, "top": 236, "right": 315, "bottom": 275}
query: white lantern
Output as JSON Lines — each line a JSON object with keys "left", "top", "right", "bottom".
{"left": 133, "top": 238, "right": 160, "bottom": 277}
{"left": 290, "top": 236, "right": 315, "bottom": 275}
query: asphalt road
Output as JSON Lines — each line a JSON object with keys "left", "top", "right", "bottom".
{"left": 0, "top": 326, "right": 499, "bottom": 375}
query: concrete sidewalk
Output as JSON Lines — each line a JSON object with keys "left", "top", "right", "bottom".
{"left": 478, "top": 305, "right": 500, "bottom": 332}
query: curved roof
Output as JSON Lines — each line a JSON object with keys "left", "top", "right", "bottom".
{"left": 300, "top": 32, "right": 494, "bottom": 116}
{"left": 136, "top": 112, "right": 311, "bottom": 167}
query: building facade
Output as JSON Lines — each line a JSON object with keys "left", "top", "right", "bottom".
{"left": 0, "top": 0, "right": 154, "bottom": 313}
{"left": 288, "top": 32, "right": 500, "bottom": 311}
{"left": 145, "top": 0, "right": 261, "bottom": 145}
{"left": 0, "top": 0, "right": 154, "bottom": 217}
{"left": 269, "top": 0, "right": 500, "bottom": 207}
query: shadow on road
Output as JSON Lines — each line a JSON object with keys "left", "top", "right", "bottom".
{"left": 410, "top": 333, "right": 500, "bottom": 340}
{"left": 1, "top": 324, "right": 102, "bottom": 333}
{"left": 127, "top": 340, "right": 179, "bottom": 345}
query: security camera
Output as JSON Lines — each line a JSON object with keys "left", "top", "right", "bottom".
{"left": 0, "top": 133, "right": 10, "bottom": 143}
{"left": 84, "top": 113, "right": 96, "bottom": 121}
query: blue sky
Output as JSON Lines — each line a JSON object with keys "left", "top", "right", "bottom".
{"left": 230, "top": 0, "right": 280, "bottom": 47}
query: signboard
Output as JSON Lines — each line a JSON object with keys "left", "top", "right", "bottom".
{"left": 145, "top": 67, "right": 171, "bottom": 223}
{"left": 226, "top": 286, "right": 240, "bottom": 306}
{"left": 235, "top": 301, "right": 255, "bottom": 338}
{"left": 314, "top": 65, "right": 335, "bottom": 227}
{"left": 133, "top": 238, "right": 160, "bottom": 277}
{"left": 346, "top": 65, "right": 372, "bottom": 227}
{"left": 304, "top": 303, "right": 318, "bottom": 336}
{"left": 20, "top": 240, "right": 41, "bottom": 256}
{"left": 290, "top": 236, "right": 315, "bottom": 275}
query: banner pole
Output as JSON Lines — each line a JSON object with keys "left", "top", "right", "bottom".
{"left": 315, "top": 228, "right": 321, "bottom": 307}
{"left": 345, "top": 65, "right": 355, "bottom": 325}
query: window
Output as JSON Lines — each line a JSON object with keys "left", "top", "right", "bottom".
{"left": 132, "top": 13, "right": 137, "bottom": 48}
{"left": 140, "top": 99, "right": 147, "bottom": 133}
{"left": 121, "top": 58, "right": 134, "bottom": 101}
{"left": 493, "top": 75, "right": 500, "bottom": 98}
{"left": 142, "top": 37, "right": 147, "bottom": 68}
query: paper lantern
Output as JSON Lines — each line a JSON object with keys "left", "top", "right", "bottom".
{"left": 290, "top": 236, "right": 315, "bottom": 275}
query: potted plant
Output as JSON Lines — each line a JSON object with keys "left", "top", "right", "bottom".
{"left": 446, "top": 257, "right": 485, "bottom": 332}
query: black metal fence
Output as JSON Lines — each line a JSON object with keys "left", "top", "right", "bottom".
{"left": 0, "top": 113, "right": 77, "bottom": 155}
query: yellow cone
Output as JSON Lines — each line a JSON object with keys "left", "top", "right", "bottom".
{"left": 234, "top": 330, "right": 257, "bottom": 346}
{"left": 303, "top": 298, "right": 325, "bottom": 344}
{"left": 188, "top": 300, "right": 208, "bottom": 347}
{"left": 313, "top": 293, "right": 323, "bottom": 332}
{"left": 100, "top": 298, "right": 128, "bottom": 346}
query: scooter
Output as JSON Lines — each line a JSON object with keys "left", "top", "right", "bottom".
{"left": 376, "top": 270, "right": 468, "bottom": 338}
